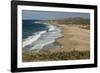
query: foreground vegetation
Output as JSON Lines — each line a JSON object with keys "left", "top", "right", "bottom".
{"left": 22, "top": 50, "right": 90, "bottom": 62}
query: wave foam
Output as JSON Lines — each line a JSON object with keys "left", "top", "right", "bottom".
{"left": 23, "top": 23, "right": 62, "bottom": 51}
{"left": 23, "top": 30, "right": 47, "bottom": 48}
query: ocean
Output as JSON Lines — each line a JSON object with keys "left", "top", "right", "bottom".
{"left": 22, "top": 20, "right": 62, "bottom": 52}
{"left": 22, "top": 20, "right": 48, "bottom": 39}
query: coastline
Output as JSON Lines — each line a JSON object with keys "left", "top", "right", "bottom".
{"left": 23, "top": 22, "right": 90, "bottom": 52}
{"left": 36, "top": 22, "right": 90, "bottom": 52}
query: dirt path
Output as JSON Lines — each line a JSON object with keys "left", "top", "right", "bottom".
{"left": 56, "top": 25, "right": 90, "bottom": 52}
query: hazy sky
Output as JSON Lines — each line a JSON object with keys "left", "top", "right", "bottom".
{"left": 22, "top": 10, "right": 90, "bottom": 20}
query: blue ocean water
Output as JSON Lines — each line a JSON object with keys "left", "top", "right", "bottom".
{"left": 22, "top": 20, "right": 48, "bottom": 39}
{"left": 22, "top": 20, "right": 62, "bottom": 51}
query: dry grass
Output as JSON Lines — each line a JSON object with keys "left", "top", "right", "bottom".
{"left": 22, "top": 50, "right": 90, "bottom": 62}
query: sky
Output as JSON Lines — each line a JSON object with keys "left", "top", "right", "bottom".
{"left": 22, "top": 10, "right": 90, "bottom": 20}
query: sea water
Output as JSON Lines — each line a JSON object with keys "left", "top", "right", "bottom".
{"left": 22, "top": 20, "right": 62, "bottom": 52}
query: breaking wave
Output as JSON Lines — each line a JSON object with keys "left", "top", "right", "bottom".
{"left": 23, "top": 22, "right": 62, "bottom": 51}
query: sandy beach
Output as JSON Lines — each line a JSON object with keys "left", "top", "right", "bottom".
{"left": 54, "top": 24, "right": 90, "bottom": 52}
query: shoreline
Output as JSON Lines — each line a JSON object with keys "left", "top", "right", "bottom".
{"left": 23, "top": 22, "right": 90, "bottom": 52}
{"left": 36, "top": 22, "right": 90, "bottom": 52}
{"left": 40, "top": 22, "right": 90, "bottom": 51}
